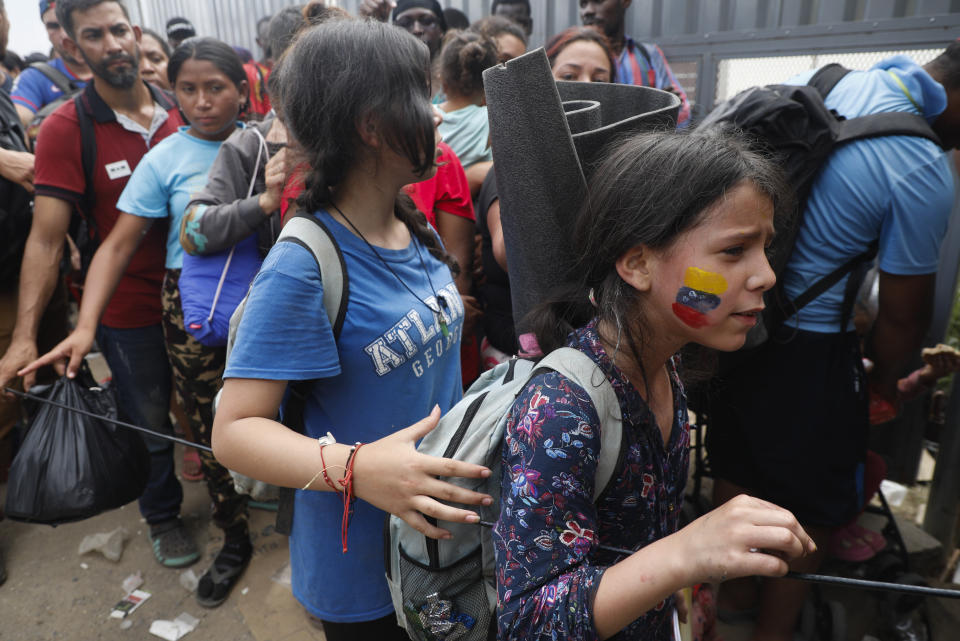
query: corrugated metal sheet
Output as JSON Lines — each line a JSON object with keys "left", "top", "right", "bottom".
{"left": 130, "top": 0, "right": 297, "bottom": 59}
{"left": 128, "top": 0, "right": 959, "bottom": 57}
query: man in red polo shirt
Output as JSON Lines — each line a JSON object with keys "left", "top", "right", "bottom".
{"left": 0, "top": 0, "right": 198, "bottom": 569}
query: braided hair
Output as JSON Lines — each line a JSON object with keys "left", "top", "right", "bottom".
{"left": 277, "top": 18, "right": 457, "bottom": 275}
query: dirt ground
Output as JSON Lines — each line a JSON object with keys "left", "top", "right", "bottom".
{"left": 0, "top": 447, "right": 325, "bottom": 641}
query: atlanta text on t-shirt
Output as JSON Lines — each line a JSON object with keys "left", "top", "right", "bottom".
{"left": 363, "top": 283, "right": 464, "bottom": 377}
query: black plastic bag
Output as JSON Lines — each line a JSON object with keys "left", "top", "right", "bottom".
{"left": 5, "top": 371, "right": 150, "bottom": 525}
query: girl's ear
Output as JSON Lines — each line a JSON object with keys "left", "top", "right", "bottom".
{"left": 615, "top": 245, "right": 655, "bottom": 293}
{"left": 357, "top": 113, "right": 381, "bottom": 149}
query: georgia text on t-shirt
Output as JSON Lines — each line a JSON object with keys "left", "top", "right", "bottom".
{"left": 364, "top": 283, "right": 463, "bottom": 378}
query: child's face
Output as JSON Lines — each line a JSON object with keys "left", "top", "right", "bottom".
{"left": 646, "top": 182, "right": 776, "bottom": 352}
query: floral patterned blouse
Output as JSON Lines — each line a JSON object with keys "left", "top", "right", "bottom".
{"left": 494, "top": 320, "right": 690, "bottom": 640}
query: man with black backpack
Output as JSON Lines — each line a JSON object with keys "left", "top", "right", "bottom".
{"left": 11, "top": 1, "right": 91, "bottom": 135}
{"left": 0, "top": 0, "right": 197, "bottom": 572}
{"left": 704, "top": 44, "right": 959, "bottom": 640}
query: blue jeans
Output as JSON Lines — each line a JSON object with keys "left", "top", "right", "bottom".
{"left": 96, "top": 323, "right": 182, "bottom": 525}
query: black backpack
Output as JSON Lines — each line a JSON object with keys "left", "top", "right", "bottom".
{"left": 697, "top": 63, "right": 943, "bottom": 345}
{"left": 0, "top": 91, "right": 32, "bottom": 291}
{"left": 25, "top": 62, "right": 84, "bottom": 145}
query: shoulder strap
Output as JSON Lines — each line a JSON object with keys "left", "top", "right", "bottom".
{"left": 147, "top": 84, "right": 177, "bottom": 111}
{"left": 775, "top": 241, "right": 878, "bottom": 331}
{"left": 806, "top": 63, "right": 942, "bottom": 147}
{"left": 538, "top": 347, "right": 623, "bottom": 502}
{"left": 29, "top": 61, "right": 78, "bottom": 94}
{"left": 73, "top": 92, "right": 98, "bottom": 226}
{"left": 275, "top": 212, "right": 349, "bottom": 340}
{"left": 836, "top": 111, "right": 942, "bottom": 147}
{"left": 807, "top": 63, "right": 849, "bottom": 99}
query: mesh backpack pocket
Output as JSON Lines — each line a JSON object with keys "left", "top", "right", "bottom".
{"left": 397, "top": 545, "right": 491, "bottom": 641}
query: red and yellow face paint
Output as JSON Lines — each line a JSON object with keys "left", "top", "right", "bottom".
{"left": 672, "top": 267, "right": 727, "bottom": 328}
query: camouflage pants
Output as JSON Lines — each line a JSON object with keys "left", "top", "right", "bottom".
{"left": 162, "top": 269, "right": 247, "bottom": 530}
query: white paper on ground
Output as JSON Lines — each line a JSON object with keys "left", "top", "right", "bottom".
{"left": 148, "top": 613, "right": 199, "bottom": 641}
{"left": 179, "top": 568, "right": 199, "bottom": 593}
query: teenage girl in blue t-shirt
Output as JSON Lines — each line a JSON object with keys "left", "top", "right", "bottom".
{"left": 210, "top": 20, "right": 492, "bottom": 640}
{"left": 24, "top": 38, "right": 256, "bottom": 608}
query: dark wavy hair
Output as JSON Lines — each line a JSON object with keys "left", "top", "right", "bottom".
{"left": 278, "top": 18, "right": 456, "bottom": 273}
{"left": 527, "top": 130, "right": 792, "bottom": 376}
{"left": 545, "top": 26, "right": 617, "bottom": 83}
{"left": 438, "top": 29, "right": 498, "bottom": 99}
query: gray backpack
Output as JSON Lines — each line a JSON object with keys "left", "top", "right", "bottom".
{"left": 385, "top": 347, "right": 623, "bottom": 641}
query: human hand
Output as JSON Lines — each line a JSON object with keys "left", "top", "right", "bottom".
{"left": 0, "top": 149, "right": 36, "bottom": 193}
{"left": 258, "top": 147, "right": 288, "bottom": 215}
{"left": 18, "top": 326, "right": 96, "bottom": 381}
{"left": 352, "top": 406, "right": 493, "bottom": 539}
{"left": 918, "top": 344, "right": 960, "bottom": 386}
{"left": 0, "top": 338, "right": 39, "bottom": 398}
{"left": 358, "top": 0, "right": 395, "bottom": 21}
{"left": 676, "top": 494, "right": 814, "bottom": 585}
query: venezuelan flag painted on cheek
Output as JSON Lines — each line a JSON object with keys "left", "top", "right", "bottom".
{"left": 672, "top": 267, "right": 727, "bottom": 328}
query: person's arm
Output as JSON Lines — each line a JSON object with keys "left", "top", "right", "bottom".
{"left": 463, "top": 160, "right": 492, "bottom": 199}
{"left": 436, "top": 209, "right": 480, "bottom": 336}
{"left": 180, "top": 130, "right": 284, "bottom": 255}
{"left": 11, "top": 68, "right": 43, "bottom": 129}
{"left": 867, "top": 152, "right": 954, "bottom": 400}
{"left": 14, "top": 104, "right": 33, "bottom": 130}
{"left": 487, "top": 199, "right": 508, "bottom": 272}
{"left": 0, "top": 148, "right": 35, "bottom": 192}
{"left": 496, "top": 373, "right": 813, "bottom": 641}
{"left": 867, "top": 271, "right": 935, "bottom": 400}
{"left": 214, "top": 378, "right": 492, "bottom": 539}
{"left": 648, "top": 44, "right": 690, "bottom": 128}
{"left": 435, "top": 209, "right": 474, "bottom": 294}
{"left": 20, "top": 213, "right": 152, "bottom": 379}
{"left": 0, "top": 195, "right": 70, "bottom": 393}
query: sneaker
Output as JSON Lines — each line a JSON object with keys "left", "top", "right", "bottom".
{"left": 196, "top": 536, "right": 252, "bottom": 608}
{"left": 149, "top": 518, "right": 200, "bottom": 568}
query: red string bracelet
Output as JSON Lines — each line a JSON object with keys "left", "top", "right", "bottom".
{"left": 339, "top": 442, "right": 364, "bottom": 553}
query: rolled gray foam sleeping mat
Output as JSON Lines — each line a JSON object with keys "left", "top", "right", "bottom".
{"left": 482, "top": 48, "right": 680, "bottom": 336}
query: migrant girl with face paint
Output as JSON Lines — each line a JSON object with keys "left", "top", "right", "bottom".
{"left": 24, "top": 37, "right": 258, "bottom": 607}
{"left": 494, "top": 131, "right": 816, "bottom": 641}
